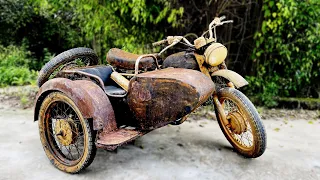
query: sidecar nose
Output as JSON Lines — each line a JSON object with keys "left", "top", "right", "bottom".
{"left": 127, "top": 68, "right": 215, "bottom": 130}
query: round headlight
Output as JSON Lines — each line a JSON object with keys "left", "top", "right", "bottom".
{"left": 204, "top": 43, "right": 227, "bottom": 66}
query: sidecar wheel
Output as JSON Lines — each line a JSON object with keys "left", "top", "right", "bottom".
{"left": 215, "top": 87, "right": 266, "bottom": 158}
{"left": 37, "top": 47, "right": 99, "bottom": 87}
{"left": 38, "top": 92, "right": 96, "bottom": 173}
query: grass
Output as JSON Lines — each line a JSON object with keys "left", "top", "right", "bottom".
{"left": 0, "top": 85, "right": 38, "bottom": 108}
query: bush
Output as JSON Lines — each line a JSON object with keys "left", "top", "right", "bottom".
{"left": 0, "top": 45, "right": 37, "bottom": 87}
{"left": 247, "top": 0, "right": 320, "bottom": 106}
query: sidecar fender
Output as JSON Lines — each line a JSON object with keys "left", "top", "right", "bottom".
{"left": 34, "top": 78, "right": 117, "bottom": 131}
{"left": 211, "top": 69, "right": 248, "bottom": 88}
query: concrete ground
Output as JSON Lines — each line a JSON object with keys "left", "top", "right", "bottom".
{"left": 0, "top": 108, "right": 319, "bottom": 180}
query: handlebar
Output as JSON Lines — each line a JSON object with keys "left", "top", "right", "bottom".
{"left": 152, "top": 39, "right": 167, "bottom": 46}
{"left": 154, "top": 16, "right": 233, "bottom": 53}
{"left": 156, "top": 36, "right": 194, "bottom": 55}
{"left": 208, "top": 16, "right": 233, "bottom": 39}
{"left": 209, "top": 16, "right": 233, "bottom": 28}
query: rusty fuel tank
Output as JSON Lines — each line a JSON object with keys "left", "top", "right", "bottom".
{"left": 127, "top": 68, "right": 215, "bottom": 130}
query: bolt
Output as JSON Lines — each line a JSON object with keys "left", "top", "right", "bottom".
{"left": 56, "top": 130, "right": 64, "bottom": 136}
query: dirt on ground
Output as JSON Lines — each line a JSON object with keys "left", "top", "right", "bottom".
{"left": 0, "top": 108, "right": 319, "bottom": 180}
{"left": 0, "top": 85, "right": 38, "bottom": 109}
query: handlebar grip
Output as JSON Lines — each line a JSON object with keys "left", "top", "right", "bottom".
{"left": 152, "top": 39, "right": 167, "bottom": 46}
{"left": 221, "top": 20, "right": 233, "bottom": 24}
{"left": 219, "top": 16, "right": 226, "bottom": 21}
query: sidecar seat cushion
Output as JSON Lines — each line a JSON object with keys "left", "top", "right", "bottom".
{"left": 104, "top": 85, "right": 126, "bottom": 96}
{"left": 77, "top": 65, "right": 126, "bottom": 96}
{"left": 106, "top": 48, "right": 155, "bottom": 70}
{"left": 79, "top": 66, "right": 113, "bottom": 85}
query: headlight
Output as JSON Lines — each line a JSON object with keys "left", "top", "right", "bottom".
{"left": 204, "top": 43, "right": 227, "bottom": 66}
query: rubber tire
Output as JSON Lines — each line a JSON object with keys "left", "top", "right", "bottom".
{"left": 38, "top": 92, "right": 97, "bottom": 173}
{"left": 215, "top": 87, "right": 266, "bottom": 158}
{"left": 37, "top": 47, "right": 99, "bottom": 87}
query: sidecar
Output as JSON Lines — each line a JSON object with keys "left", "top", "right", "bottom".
{"left": 35, "top": 66, "right": 214, "bottom": 144}
{"left": 34, "top": 50, "right": 214, "bottom": 173}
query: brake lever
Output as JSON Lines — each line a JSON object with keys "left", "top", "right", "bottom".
{"left": 215, "top": 20, "right": 233, "bottom": 27}
{"left": 225, "top": 20, "right": 234, "bottom": 23}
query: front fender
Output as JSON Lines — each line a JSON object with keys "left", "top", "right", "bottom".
{"left": 34, "top": 78, "right": 117, "bottom": 131}
{"left": 211, "top": 69, "right": 248, "bottom": 88}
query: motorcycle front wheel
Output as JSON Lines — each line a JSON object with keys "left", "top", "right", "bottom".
{"left": 214, "top": 87, "right": 266, "bottom": 158}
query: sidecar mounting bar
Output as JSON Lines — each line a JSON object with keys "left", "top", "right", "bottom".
{"left": 135, "top": 54, "right": 160, "bottom": 75}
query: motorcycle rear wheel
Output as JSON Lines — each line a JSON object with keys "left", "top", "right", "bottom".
{"left": 215, "top": 87, "right": 266, "bottom": 158}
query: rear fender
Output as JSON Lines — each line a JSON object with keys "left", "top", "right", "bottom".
{"left": 34, "top": 78, "right": 117, "bottom": 132}
{"left": 211, "top": 69, "right": 248, "bottom": 88}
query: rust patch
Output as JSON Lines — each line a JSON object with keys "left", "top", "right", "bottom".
{"left": 96, "top": 129, "right": 144, "bottom": 151}
{"left": 34, "top": 78, "right": 117, "bottom": 131}
{"left": 131, "top": 81, "right": 152, "bottom": 102}
{"left": 127, "top": 68, "right": 215, "bottom": 130}
{"left": 194, "top": 53, "right": 211, "bottom": 78}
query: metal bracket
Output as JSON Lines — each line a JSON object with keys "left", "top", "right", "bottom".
{"left": 134, "top": 54, "right": 160, "bottom": 75}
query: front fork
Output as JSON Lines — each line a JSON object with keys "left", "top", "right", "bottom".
{"left": 213, "top": 93, "right": 229, "bottom": 126}
{"left": 194, "top": 54, "right": 241, "bottom": 126}
{"left": 212, "top": 81, "right": 234, "bottom": 126}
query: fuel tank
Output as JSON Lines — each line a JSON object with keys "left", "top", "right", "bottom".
{"left": 127, "top": 68, "right": 214, "bottom": 130}
{"left": 162, "top": 51, "right": 199, "bottom": 70}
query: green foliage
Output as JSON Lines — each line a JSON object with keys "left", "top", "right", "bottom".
{"left": 0, "top": 0, "right": 34, "bottom": 45}
{"left": 1, "top": 0, "right": 319, "bottom": 109}
{"left": 0, "top": 45, "right": 37, "bottom": 87}
{"left": 33, "top": 0, "right": 184, "bottom": 57}
{"left": 0, "top": 45, "right": 32, "bottom": 67}
{"left": 0, "top": 0, "right": 82, "bottom": 69}
{"left": 248, "top": 0, "right": 320, "bottom": 106}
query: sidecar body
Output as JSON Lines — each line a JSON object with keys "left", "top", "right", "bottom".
{"left": 128, "top": 68, "right": 214, "bottom": 130}
{"left": 34, "top": 65, "right": 214, "bottom": 150}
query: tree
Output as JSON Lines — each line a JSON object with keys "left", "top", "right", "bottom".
{"left": 247, "top": 0, "right": 320, "bottom": 105}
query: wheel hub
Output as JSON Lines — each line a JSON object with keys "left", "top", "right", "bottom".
{"left": 227, "top": 111, "right": 247, "bottom": 134}
{"left": 55, "top": 119, "right": 78, "bottom": 146}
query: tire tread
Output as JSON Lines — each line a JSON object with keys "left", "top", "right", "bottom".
{"left": 216, "top": 88, "right": 266, "bottom": 158}
{"left": 37, "top": 47, "right": 99, "bottom": 87}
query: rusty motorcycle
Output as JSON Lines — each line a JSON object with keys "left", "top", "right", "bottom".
{"left": 35, "top": 16, "right": 266, "bottom": 173}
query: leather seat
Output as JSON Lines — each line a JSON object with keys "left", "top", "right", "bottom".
{"left": 106, "top": 48, "right": 155, "bottom": 70}
{"left": 79, "top": 66, "right": 113, "bottom": 85}
{"left": 78, "top": 66, "right": 126, "bottom": 96}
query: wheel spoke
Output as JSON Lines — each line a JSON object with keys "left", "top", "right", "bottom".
{"left": 68, "top": 146, "right": 74, "bottom": 160}
{"left": 45, "top": 100, "right": 85, "bottom": 162}
{"left": 63, "top": 146, "right": 72, "bottom": 159}
{"left": 73, "top": 143, "right": 82, "bottom": 159}
{"left": 222, "top": 98, "right": 254, "bottom": 148}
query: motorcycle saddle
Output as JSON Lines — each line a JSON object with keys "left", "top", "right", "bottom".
{"left": 106, "top": 48, "right": 155, "bottom": 70}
